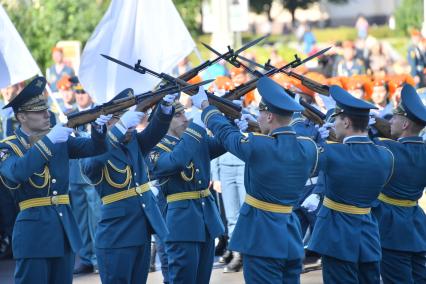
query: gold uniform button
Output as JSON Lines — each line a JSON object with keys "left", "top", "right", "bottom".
{"left": 59, "top": 212, "right": 63, "bottom": 217}
{"left": 202, "top": 202, "right": 205, "bottom": 206}
{"left": 198, "top": 181, "right": 202, "bottom": 184}
{"left": 52, "top": 179, "right": 56, "bottom": 184}
{"left": 142, "top": 204, "right": 146, "bottom": 208}
{"left": 195, "top": 169, "right": 200, "bottom": 173}
{"left": 53, "top": 191, "right": 58, "bottom": 196}
{"left": 136, "top": 182, "right": 140, "bottom": 186}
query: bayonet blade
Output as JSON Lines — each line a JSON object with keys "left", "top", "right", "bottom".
{"left": 201, "top": 42, "right": 223, "bottom": 57}
{"left": 234, "top": 34, "right": 269, "bottom": 55}
{"left": 236, "top": 55, "right": 267, "bottom": 70}
{"left": 101, "top": 54, "right": 136, "bottom": 71}
{"left": 297, "top": 46, "right": 332, "bottom": 66}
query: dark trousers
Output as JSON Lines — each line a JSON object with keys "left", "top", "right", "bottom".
{"left": 166, "top": 234, "right": 215, "bottom": 284}
{"left": 154, "top": 234, "right": 169, "bottom": 283}
{"left": 243, "top": 254, "right": 302, "bottom": 284}
{"left": 15, "top": 243, "right": 75, "bottom": 284}
{"left": 96, "top": 244, "right": 151, "bottom": 284}
{"left": 322, "top": 255, "right": 380, "bottom": 284}
{"left": 381, "top": 248, "right": 426, "bottom": 284}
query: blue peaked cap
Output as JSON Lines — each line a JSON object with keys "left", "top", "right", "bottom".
{"left": 330, "top": 85, "right": 377, "bottom": 117}
{"left": 256, "top": 76, "right": 304, "bottom": 115}
{"left": 400, "top": 84, "right": 426, "bottom": 125}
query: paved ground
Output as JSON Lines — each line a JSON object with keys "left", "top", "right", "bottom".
{"left": 0, "top": 259, "right": 323, "bottom": 283}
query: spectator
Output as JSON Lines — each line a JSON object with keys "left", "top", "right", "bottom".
{"left": 355, "top": 14, "right": 369, "bottom": 39}
{"left": 407, "top": 29, "right": 426, "bottom": 87}
{"left": 46, "top": 47, "right": 75, "bottom": 92}
{"left": 333, "top": 41, "right": 366, "bottom": 77}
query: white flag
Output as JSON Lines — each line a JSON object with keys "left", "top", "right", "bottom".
{"left": 79, "top": 0, "right": 195, "bottom": 104}
{"left": 0, "top": 4, "right": 39, "bottom": 89}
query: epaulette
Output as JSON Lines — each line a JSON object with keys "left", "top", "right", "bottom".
{"left": 156, "top": 143, "right": 172, "bottom": 152}
{"left": 377, "top": 137, "right": 393, "bottom": 141}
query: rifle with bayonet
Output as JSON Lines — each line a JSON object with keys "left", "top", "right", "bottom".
{"left": 202, "top": 46, "right": 332, "bottom": 101}
{"left": 177, "top": 34, "right": 269, "bottom": 83}
{"left": 101, "top": 55, "right": 261, "bottom": 132}
{"left": 66, "top": 80, "right": 211, "bottom": 128}
{"left": 238, "top": 55, "right": 392, "bottom": 139}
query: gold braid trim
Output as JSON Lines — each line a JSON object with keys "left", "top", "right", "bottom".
{"left": 180, "top": 162, "right": 194, "bottom": 182}
{"left": 29, "top": 166, "right": 50, "bottom": 189}
{"left": 103, "top": 162, "right": 132, "bottom": 188}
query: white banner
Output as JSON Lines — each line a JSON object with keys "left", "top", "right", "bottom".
{"left": 0, "top": 4, "right": 39, "bottom": 89}
{"left": 79, "top": 0, "right": 195, "bottom": 103}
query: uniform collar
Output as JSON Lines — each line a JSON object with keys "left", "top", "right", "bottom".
{"left": 271, "top": 126, "right": 296, "bottom": 137}
{"left": 398, "top": 136, "right": 425, "bottom": 144}
{"left": 343, "top": 135, "right": 372, "bottom": 144}
{"left": 14, "top": 127, "right": 31, "bottom": 149}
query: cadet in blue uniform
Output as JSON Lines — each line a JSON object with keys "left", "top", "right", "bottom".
{"left": 0, "top": 76, "right": 109, "bottom": 284}
{"left": 193, "top": 77, "right": 318, "bottom": 284}
{"left": 308, "top": 85, "right": 394, "bottom": 284}
{"left": 373, "top": 84, "right": 426, "bottom": 283}
{"left": 147, "top": 101, "right": 225, "bottom": 284}
{"left": 80, "top": 91, "right": 176, "bottom": 284}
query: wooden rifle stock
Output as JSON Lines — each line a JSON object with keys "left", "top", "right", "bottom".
{"left": 283, "top": 71, "right": 329, "bottom": 96}
{"left": 298, "top": 98, "right": 338, "bottom": 142}
{"left": 207, "top": 93, "right": 261, "bottom": 132}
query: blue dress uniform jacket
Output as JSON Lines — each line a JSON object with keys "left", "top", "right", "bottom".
{"left": 148, "top": 123, "right": 226, "bottom": 242}
{"left": 80, "top": 108, "right": 172, "bottom": 248}
{"left": 373, "top": 136, "right": 426, "bottom": 252}
{"left": 308, "top": 136, "right": 394, "bottom": 262}
{"left": 0, "top": 126, "right": 106, "bottom": 259}
{"left": 202, "top": 106, "right": 318, "bottom": 260}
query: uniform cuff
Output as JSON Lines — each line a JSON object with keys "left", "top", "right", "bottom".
{"left": 183, "top": 122, "right": 206, "bottom": 142}
{"left": 34, "top": 136, "right": 54, "bottom": 161}
{"left": 201, "top": 105, "right": 222, "bottom": 127}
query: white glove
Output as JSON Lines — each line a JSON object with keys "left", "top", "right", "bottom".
{"left": 191, "top": 87, "right": 208, "bottom": 109}
{"left": 301, "top": 194, "right": 320, "bottom": 212}
{"left": 234, "top": 118, "right": 248, "bottom": 132}
{"left": 232, "top": 99, "right": 243, "bottom": 107}
{"left": 192, "top": 111, "right": 205, "bottom": 128}
{"left": 234, "top": 114, "right": 256, "bottom": 132}
{"left": 241, "top": 113, "right": 257, "bottom": 122}
{"left": 316, "top": 122, "right": 334, "bottom": 139}
{"left": 95, "top": 114, "right": 113, "bottom": 126}
{"left": 46, "top": 124, "right": 73, "bottom": 144}
{"left": 368, "top": 115, "right": 376, "bottom": 126}
{"left": 161, "top": 93, "right": 178, "bottom": 114}
{"left": 119, "top": 110, "right": 145, "bottom": 129}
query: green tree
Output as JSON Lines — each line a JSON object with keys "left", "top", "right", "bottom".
{"left": 395, "top": 0, "right": 423, "bottom": 34}
{"left": 1, "top": 0, "right": 110, "bottom": 72}
{"left": 172, "top": 0, "right": 202, "bottom": 36}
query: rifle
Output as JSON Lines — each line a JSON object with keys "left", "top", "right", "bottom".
{"left": 66, "top": 80, "right": 211, "bottom": 128}
{"left": 218, "top": 46, "right": 332, "bottom": 101}
{"left": 101, "top": 55, "right": 261, "bottom": 132}
{"left": 178, "top": 34, "right": 269, "bottom": 82}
